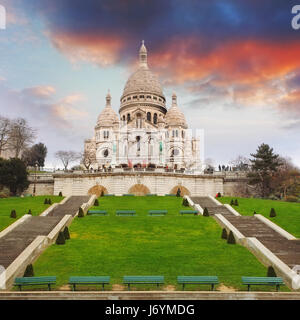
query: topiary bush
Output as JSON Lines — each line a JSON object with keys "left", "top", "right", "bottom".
{"left": 230, "top": 199, "right": 234, "bottom": 206}
{"left": 101, "top": 191, "right": 104, "bottom": 197}
{"left": 10, "top": 209, "right": 17, "bottom": 218}
{"left": 217, "top": 192, "right": 222, "bottom": 198}
{"left": 59, "top": 191, "right": 63, "bottom": 197}
{"left": 94, "top": 199, "right": 99, "bottom": 206}
{"left": 253, "top": 211, "right": 257, "bottom": 215}
{"left": 267, "top": 266, "right": 277, "bottom": 277}
{"left": 48, "top": 198, "right": 52, "bottom": 205}
{"left": 56, "top": 231, "right": 65, "bottom": 245}
{"left": 270, "top": 208, "right": 276, "bottom": 217}
{"left": 234, "top": 199, "right": 239, "bottom": 206}
{"left": 182, "top": 198, "right": 189, "bottom": 207}
{"left": 176, "top": 188, "right": 181, "bottom": 197}
{"left": 63, "top": 226, "right": 70, "bottom": 240}
{"left": 203, "top": 207, "right": 209, "bottom": 217}
{"left": 78, "top": 207, "right": 84, "bottom": 218}
{"left": 27, "top": 209, "right": 32, "bottom": 215}
{"left": 23, "top": 264, "right": 34, "bottom": 277}
{"left": 44, "top": 198, "right": 48, "bottom": 204}
{"left": 221, "top": 228, "right": 228, "bottom": 240}
{"left": 227, "top": 231, "right": 236, "bottom": 244}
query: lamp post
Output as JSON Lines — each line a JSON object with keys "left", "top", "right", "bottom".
{"left": 33, "top": 162, "right": 38, "bottom": 196}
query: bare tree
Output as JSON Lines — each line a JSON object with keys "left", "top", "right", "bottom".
{"left": 230, "top": 155, "right": 251, "bottom": 171}
{"left": 55, "top": 151, "right": 81, "bottom": 170}
{"left": 0, "top": 116, "right": 11, "bottom": 157}
{"left": 8, "top": 118, "right": 36, "bottom": 158}
{"left": 81, "top": 149, "right": 96, "bottom": 170}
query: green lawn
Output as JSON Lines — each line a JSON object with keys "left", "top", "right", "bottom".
{"left": 218, "top": 197, "right": 300, "bottom": 238}
{"left": 32, "top": 196, "right": 274, "bottom": 291}
{"left": 0, "top": 196, "right": 64, "bottom": 232}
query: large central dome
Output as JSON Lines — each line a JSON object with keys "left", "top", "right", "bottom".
{"left": 121, "top": 41, "right": 165, "bottom": 99}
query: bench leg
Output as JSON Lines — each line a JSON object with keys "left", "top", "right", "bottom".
{"left": 247, "top": 285, "right": 250, "bottom": 292}
{"left": 18, "top": 285, "right": 22, "bottom": 292}
{"left": 48, "top": 284, "right": 51, "bottom": 291}
{"left": 276, "top": 285, "right": 280, "bottom": 292}
{"left": 128, "top": 284, "right": 130, "bottom": 291}
{"left": 211, "top": 284, "right": 214, "bottom": 291}
{"left": 182, "top": 284, "right": 185, "bottom": 291}
{"left": 157, "top": 283, "right": 159, "bottom": 289}
{"left": 72, "top": 284, "right": 76, "bottom": 291}
{"left": 102, "top": 283, "right": 104, "bottom": 291}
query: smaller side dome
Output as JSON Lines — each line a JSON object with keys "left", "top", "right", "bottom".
{"left": 96, "top": 91, "right": 119, "bottom": 127}
{"left": 165, "top": 93, "right": 187, "bottom": 128}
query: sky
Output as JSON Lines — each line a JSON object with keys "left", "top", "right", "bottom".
{"left": 0, "top": 0, "right": 300, "bottom": 169}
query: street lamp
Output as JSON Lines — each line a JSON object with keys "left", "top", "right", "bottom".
{"left": 33, "top": 162, "right": 38, "bottom": 196}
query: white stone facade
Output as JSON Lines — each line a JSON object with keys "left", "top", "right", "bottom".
{"left": 84, "top": 42, "right": 201, "bottom": 170}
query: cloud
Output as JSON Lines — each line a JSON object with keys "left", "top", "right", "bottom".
{"left": 22, "top": 86, "right": 56, "bottom": 99}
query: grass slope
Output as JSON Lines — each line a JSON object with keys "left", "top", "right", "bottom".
{"left": 33, "top": 196, "right": 270, "bottom": 291}
{"left": 218, "top": 197, "right": 300, "bottom": 238}
{"left": 0, "top": 196, "right": 63, "bottom": 231}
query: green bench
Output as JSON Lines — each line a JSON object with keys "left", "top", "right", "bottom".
{"left": 87, "top": 210, "right": 108, "bottom": 216}
{"left": 123, "top": 194, "right": 134, "bottom": 196}
{"left": 123, "top": 276, "right": 164, "bottom": 290}
{"left": 177, "top": 276, "right": 219, "bottom": 290}
{"left": 14, "top": 276, "right": 56, "bottom": 291}
{"left": 104, "top": 194, "right": 115, "bottom": 196}
{"left": 116, "top": 210, "right": 136, "bottom": 216}
{"left": 69, "top": 276, "right": 110, "bottom": 291}
{"left": 148, "top": 210, "right": 167, "bottom": 216}
{"left": 242, "top": 276, "right": 284, "bottom": 291}
{"left": 180, "top": 210, "right": 198, "bottom": 215}
{"left": 146, "top": 194, "right": 157, "bottom": 196}
{"left": 165, "top": 194, "right": 176, "bottom": 196}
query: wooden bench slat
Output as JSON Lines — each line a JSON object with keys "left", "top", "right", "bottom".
{"left": 177, "top": 276, "right": 218, "bottom": 291}
{"left": 180, "top": 210, "right": 198, "bottom": 214}
{"left": 242, "top": 277, "right": 284, "bottom": 291}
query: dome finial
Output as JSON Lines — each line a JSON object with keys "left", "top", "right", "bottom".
{"left": 139, "top": 40, "right": 148, "bottom": 68}
{"left": 106, "top": 90, "right": 111, "bottom": 106}
{"left": 172, "top": 92, "right": 177, "bottom": 106}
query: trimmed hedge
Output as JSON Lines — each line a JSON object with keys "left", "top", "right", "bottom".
{"left": 94, "top": 199, "right": 99, "bottom": 206}
{"left": 78, "top": 207, "right": 84, "bottom": 218}
{"left": 10, "top": 210, "right": 17, "bottom": 218}
{"left": 227, "top": 231, "right": 236, "bottom": 244}
{"left": 63, "top": 226, "right": 70, "bottom": 240}
{"left": 203, "top": 207, "right": 209, "bottom": 217}
{"left": 23, "top": 264, "right": 34, "bottom": 277}
{"left": 56, "top": 231, "right": 65, "bottom": 245}
{"left": 221, "top": 228, "right": 228, "bottom": 240}
{"left": 270, "top": 208, "right": 276, "bottom": 217}
{"left": 267, "top": 266, "right": 277, "bottom": 277}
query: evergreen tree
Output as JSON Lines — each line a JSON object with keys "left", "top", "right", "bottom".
{"left": 27, "top": 209, "right": 32, "bottom": 215}
{"left": 78, "top": 207, "right": 84, "bottom": 218}
{"left": 94, "top": 199, "right": 99, "bottom": 206}
{"left": 221, "top": 228, "right": 228, "bottom": 239}
{"left": 56, "top": 231, "right": 65, "bottom": 245}
{"left": 44, "top": 198, "right": 48, "bottom": 204}
{"left": 248, "top": 143, "right": 282, "bottom": 197}
{"left": 270, "top": 208, "right": 276, "bottom": 217}
{"left": 176, "top": 188, "right": 181, "bottom": 197}
{"left": 234, "top": 199, "right": 239, "bottom": 206}
{"left": 59, "top": 191, "right": 63, "bottom": 197}
{"left": 48, "top": 198, "right": 52, "bottom": 205}
{"left": 227, "top": 231, "right": 236, "bottom": 244}
{"left": 230, "top": 199, "right": 234, "bottom": 206}
{"left": 63, "top": 226, "right": 70, "bottom": 240}
{"left": 203, "top": 207, "right": 209, "bottom": 216}
{"left": 10, "top": 209, "right": 17, "bottom": 218}
{"left": 267, "top": 266, "right": 277, "bottom": 277}
{"left": 23, "top": 264, "right": 34, "bottom": 277}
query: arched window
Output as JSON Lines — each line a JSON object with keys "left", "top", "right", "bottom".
{"left": 123, "top": 115, "right": 125, "bottom": 122}
{"left": 153, "top": 113, "right": 157, "bottom": 124}
{"left": 176, "top": 130, "right": 178, "bottom": 138}
{"left": 182, "top": 130, "right": 185, "bottom": 139}
{"left": 103, "top": 149, "right": 109, "bottom": 158}
{"left": 147, "top": 112, "right": 151, "bottom": 122}
{"left": 136, "top": 113, "right": 142, "bottom": 128}
{"left": 136, "top": 136, "right": 141, "bottom": 152}
{"left": 127, "top": 113, "right": 131, "bottom": 122}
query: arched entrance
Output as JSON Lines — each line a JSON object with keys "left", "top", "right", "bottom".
{"left": 128, "top": 184, "right": 150, "bottom": 196}
{"left": 170, "top": 185, "right": 190, "bottom": 196}
{"left": 88, "top": 185, "right": 108, "bottom": 197}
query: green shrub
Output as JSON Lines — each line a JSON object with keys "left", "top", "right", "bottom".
{"left": 221, "top": 228, "right": 228, "bottom": 240}
{"left": 27, "top": 209, "right": 32, "bottom": 215}
{"left": 63, "top": 226, "right": 70, "bottom": 240}
{"left": 270, "top": 208, "right": 276, "bottom": 217}
{"left": 59, "top": 192, "right": 63, "bottom": 197}
{"left": 101, "top": 191, "right": 104, "bottom": 197}
{"left": 227, "top": 231, "right": 236, "bottom": 244}
{"left": 234, "top": 199, "right": 239, "bottom": 206}
{"left": 230, "top": 199, "right": 234, "bottom": 206}
{"left": 48, "top": 198, "right": 52, "bottom": 205}
{"left": 10, "top": 209, "right": 17, "bottom": 218}
{"left": 267, "top": 266, "right": 277, "bottom": 277}
{"left": 56, "top": 231, "right": 65, "bottom": 245}
{"left": 94, "top": 199, "right": 99, "bottom": 206}
{"left": 44, "top": 198, "right": 48, "bottom": 204}
{"left": 217, "top": 192, "right": 222, "bottom": 198}
{"left": 286, "top": 195, "right": 298, "bottom": 202}
{"left": 253, "top": 211, "right": 257, "bottom": 215}
{"left": 203, "top": 207, "right": 209, "bottom": 217}
{"left": 78, "top": 207, "right": 84, "bottom": 218}
{"left": 176, "top": 188, "right": 181, "bottom": 197}
{"left": 23, "top": 264, "right": 34, "bottom": 277}
{"left": 182, "top": 198, "right": 189, "bottom": 207}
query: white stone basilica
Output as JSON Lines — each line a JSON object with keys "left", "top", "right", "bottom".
{"left": 84, "top": 42, "right": 201, "bottom": 170}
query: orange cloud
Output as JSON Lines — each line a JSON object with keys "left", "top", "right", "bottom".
{"left": 49, "top": 32, "right": 125, "bottom": 67}
{"left": 149, "top": 37, "right": 300, "bottom": 86}
{"left": 23, "top": 86, "right": 56, "bottom": 98}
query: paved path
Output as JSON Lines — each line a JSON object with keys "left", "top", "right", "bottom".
{"left": 0, "top": 196, "right": 91, "bottom": 269}
{"left": 191, "top": 197, "right": 300, "bottom": 269}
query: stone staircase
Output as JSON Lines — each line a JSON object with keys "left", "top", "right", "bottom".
{"left": 0, "top": 196, "right": 91, "bottom": 269}
{"left": 191, "top": 196, "right": 300, "bottom": 270}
